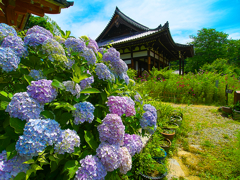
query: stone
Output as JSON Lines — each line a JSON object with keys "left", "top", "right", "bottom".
{"left": 167, "top": 158, "right": 185, "bottom": 178}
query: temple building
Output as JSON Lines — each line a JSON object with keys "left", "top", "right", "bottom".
{"left": 0, "top": 0, "right": 73, "bottom": 30}
{"left": 96, "top": 7, "right": 194, "bottom": 75}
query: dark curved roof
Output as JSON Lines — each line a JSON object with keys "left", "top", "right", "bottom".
{"left": 53, "top": 0, "right": 74, "bottom": 8}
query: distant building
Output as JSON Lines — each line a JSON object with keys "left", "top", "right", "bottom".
{"left": 0, "top": 0, "right": 73, "bottom": 30}
{"left": 96, "top": 7, "right": 194, "bottom": 75}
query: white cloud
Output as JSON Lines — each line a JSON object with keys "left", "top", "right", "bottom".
{"left": 229, "top": 32, "right": 240, "bottom": 40}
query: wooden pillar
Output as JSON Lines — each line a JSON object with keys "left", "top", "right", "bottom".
{"left": 131, "top": 47, "right": 134, "bottom": 69}
{"left": 179, "top": 58, "right": 182, "bottom": 75}
{"left": 182, "top": 57, "right": 184, "bottom": 75}
{"left": 148, "top": 50, "right": 151, "bottom": 72}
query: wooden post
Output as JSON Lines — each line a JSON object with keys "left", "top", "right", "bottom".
{"left": 182, "top": 57, "right": 184, "bottom": 75}
{"left": 179, "top": 58, "right": 182, "bottom": 75}
{"left": 131, "top": 47, "right": 134, "bottom": 69}
{"left": 148, "top": 50, "right": 151, "bottom": 72}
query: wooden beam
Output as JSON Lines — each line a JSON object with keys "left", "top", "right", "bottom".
{"left": 15, "top": 1, "right": 44, "bottom": 17}
{"left": 5, "top": 7, "right": 16, "bottom": 25}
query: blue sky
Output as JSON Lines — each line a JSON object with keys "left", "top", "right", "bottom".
{"left": 47, "top": 0, "right": 240, "bottom": 44}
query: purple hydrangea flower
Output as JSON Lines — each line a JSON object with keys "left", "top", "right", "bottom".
{"left": 119, "top": 147, "right": 132, "bottom": 174}
{"left": 5, "top": 92, "right": 44, "bottom": 121}
{"left": 73, "top": 102, "right": 95, "bottom": 124}
{"left": 95, "top": 63, "right": 115, "bottom": 82}
{"left": 140, "top": 111, "right": 157, "bottom": 129}
{"left": 65, "top": 38, "right": 86, "bottom": 53}
{"left": 0, "top": 47, "right": 20, "bottom": 72}
{"left": 75, "top": 155, "right": 107, "bottom": 180}
{"left": 98, "top": 114, "right": 125, "bottom": 145}
{"left": 63, "top": 81, "right": 81, "bottom": 98}
{"left": 0, "top": 23, "right": 17, "bottom": 44}
{"left": 118, "top": 72, "right": 130, "bottom": 85}
{"left": 26, "top": 25, "right": 53, "bottom": 39}
{"left": 98, "top": 47, "right": 107, "bottom": 55}
{"left": 16, "top": 119, "right": 62, "bottom": 157}
{"left": 143, "top": 104, "right": 157, "bottom": 119}
{"left": 54, "top": 129, "right": 80, "bottom": 154}
{"left": 29, "top": 69, "right": 46, "bottom": 80}
{"left": 102, "top": 47, "right": 120, "bottom": 64}
{"left": 64, "top": 58, "right": 75, "bottom": 70}
{"left": 107, "top": 96, "right": 135, "bottom": 117}
{"left": 80, "top": 70, "right": 94, "bottom": 90}
{"left": 27, "top": 79, "right": 58, "bottom": 104}
{"left": 123, "top": 134, "right": 143, "bottom": 156}
{"left": 111, "top": 59, "right": 128, "bottom": 75}
{"left": 54, "top": 35, "right": 66, "bottom": 45}
{"left": 1, "top": 35, "right": 28, "bottom": 58}
{"left": 87, "top": 38, "right": 99, "bottom": 54}
{"left": 24, "top": 33, "right": 50, "bottom": 48}
{"left": 0, "top": 150, "right": 30, "bottom": 179}
{"left": 96, "top": 142, "right": 123, "bottom": 172}
{"left": 82, "top": 47, "right": 97, "bottom": 65}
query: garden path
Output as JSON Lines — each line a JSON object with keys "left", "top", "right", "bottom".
{"left": 165, "top": 103, "right": 240, "bottom": 180}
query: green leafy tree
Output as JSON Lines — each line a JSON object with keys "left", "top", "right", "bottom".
{"left": 227, "top": 39, "right": 240, "bottom": 66}
{"left": 186, "top": 28, "right": 229, "bottom": 72}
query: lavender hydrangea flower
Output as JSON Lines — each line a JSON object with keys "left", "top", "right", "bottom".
{"left": 98, "top": 47, "right": 107, "bottom": 55}
{"left": 119, "top": 147, "right": 132, "bottom": 174}
{"left": 5, "top": 92, "right": 44, "bottom": 121}
{"left": 97, "top": 114, "right": 125, "bottom": 145}
{"left": 95, "top": 63, "right": 115, "bottom": 82}
{"left": 96, "top": 142, "right": 123, "bottom": 172}
{"left": 0, "top": 150, "right": 30, "bottom": 179}
{"left": 140, "top": 111, "right": 157, "bottom": 129}
{"left": 75, "top": 155, "right": 107, "bottom": 180}
{"left": 111, "top": 59, "right": 128, "bottom": 75}
{"left": 16, "top": 119, "right": 62, "bottom": 157}
{"left": 118, "top": 72, "right": 130, "bottom": 85}
{"left": 0, "top": 23, "right": 17, "bottom": 44}
{"left": 26, "top": 25, "right": 53, "bottom": 39}
{"left": 134, "top": 92, "right": 142, "bottom": 103}
{"left": 107, "top": 96, "right": 135, "bottom": 117}
{"left": 82, "top": 47, "right": 96, "bottom": 65}
{"left": 54, "top": 129, "right": 80, "bottom": 154}
{"left": 54, "top": 35, "right": 66, "bottom": 44}
{"left": 24, "top": 33, "right": 50, "bottom": 48}
{"left": 80, "top": 70, "right": 94, "bottom": 90}
{"left": 73, "top": 102, "right": 95, "bottom": 124}
{"left": 29, "top": 69, "right": 46, "bottom": 80}
{"left": 42, "top": 38, "right": 66, "bottom": 62}
{"left": 65, "top": 38, "right": 86, "bottom": 53}
{"left": 0, "top": 47, "right": 20, "bottom": 72}
{"left": 27, "top": 79, "right": 58, "bottom": 104}
{"left": 123, "top": 134, "right": 143, "bottom": 156}
{"left": 143, "top": 104, "right": 157, "bottom": 119}
{"left": 63, "top": 81, "right": 81, "bottom": 98}
{"left": 64, "top": 58, "right": 75, "bottom": 70}
{"left": 102, "top": 47, "right": 120, "bottom": 64}
{"left": 87, "top": 38, "right": 99, "bottom": 54}
{"left": 1, "top": 35, "right": 28, "bottom": 58}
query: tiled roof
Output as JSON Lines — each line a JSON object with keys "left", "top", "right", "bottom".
{"left": 53, "top": 0, "right": 74, "bottom": 8}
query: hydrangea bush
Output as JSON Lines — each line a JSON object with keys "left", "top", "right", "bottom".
{"left": 0, "top": 23, "right": 158, "bottom": 179}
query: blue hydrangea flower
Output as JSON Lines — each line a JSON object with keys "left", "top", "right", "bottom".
{"left": 123, "top": 134, "right": 143, "bottom": 156}
{"left": 26, "top": 25, "right": 53, "bottom": 39}
{"left": 102, "top": 47, "right": 120, "bottom": 64}
{"left": 111, "top": 59, "right": 128, "bottom": 75}
{"left": 27, "top": 79, "right": 58, "bottom": 104}
{"left": 0, "top": 23, "right": 17, "bottom": 44}
{"left": 64, "top": 58, "right": 75, "bottom": 70}
{"left": 0, "top": 150, "right": 30, "bottom": 179}
{"left": 24, "top": 33, "right": 50, "bottom": 48}
{"left": 82, "top": 47, "right": 96, "bottom": 65}
{"left": 1, "top": 35, "right": 28, "bottom": 58}
{"left": 98, "top": 47, "right": 107, "bottom": 55}
{"left": 96, "top": 142, "right": 123, "bottom": 172}
{"left": 97, "top": 114, "right": 125, "bottom": 145}
{"left": 87, "top": 38, "right": 99, "bottom": 54}
{"left": 143, "top": 104, "right": 157, "bottom": 119}
{"left": 118, "top": 72, "right": 129, "bottom": 85}
{"left": 54, "top": 129, "right": 80, "bottom": 154}
{"left": 5, "top": 92, "right": 44, "bottom": 121}
{"left": 16, "top": 119, "right": 62, "bottom": 157}
{"left": 119, "top": 147, "right": 132, "bottom": 174}
{"left": 80, "top": 70, "right": 94, "bottom": 90}
{"left": 63, "top": 81, "right": 81, "bottom": 98}
{"left": 0, "top": 47, "right": 20, "bottom": 72}
{"left": 54, "top": 35, "right": 66, "bottom": 45}
{"left": 65, "top": 38, "right": 86, "bottom": 54}
{"left": 75, "top": 155, "right": 107, "bottom": 180}
{"left": 72, "top": 102, "right": 95, "bottom": 124}
{"left": 95, "top": 63, "right": 115, "bottom": 82}
{"left": 140, "top": 111, "right": 157, "bottom": 129}
{"left": 29, "top": 69, "right": 46, "bottom": 80}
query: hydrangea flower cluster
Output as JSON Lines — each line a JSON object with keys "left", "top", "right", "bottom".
{"left": 16, "top": 119, "right": 62, "bottom": 157}
{"left": 82, "top": 47, "right": 97, "bottom": 65}
{"left": 111, "top": 59, "right": 128, "bottom": 75}
{"left": 134, "top": 92, "right": 143, "bottom": 104}
{"left": 96, "top": 142, "right": 123, "bottom": 172}
{"left": 0, "top": 150, "right": 30, "bottom": 180}
{"left": 119, "top": 147, "right": 132, "bottom": 174}
{"left": 87, "top": 38, "right": 99, "bottom": 54}
{"left": 1, "top": 35, "right": 28, "bottom": 58}
{"left": 95, "top": 63, "right": 115, "bottom": 82}
{"left": 102, "top": 47, "right": 120, "bottom": 64}
{"left": 54, "top": 129, "right": 80, "bottom": 154}
{"left": 118, "top": 72, "right": 129, "bottom": 85}
{"left": 63, "top": 81, "right": 81, "bottom": 98}
{"left": 107, "top": 96, "right": 136, "bottom": 117}
{"left": 65, "top": 38, "right": 86, "bottom": 54}
{"left": 5, "top": 92, "right": 44, "bottom": 121}
{"left": 0, "top": 47, "right": 20, "bottom": 72}
{"left": 64, "top": 58, "right": 75, "bottom": 69}
{"left": 98, "top": 47, "right": 107, "bottom": 55}
{"left": 143, "top": 104, "right": 157, "bottom": 119}
{"left": 29, "top": 69, "right": 46, "bottom": 80}
{"left": 145, "top": 124, "right": 157, "bottom": 135}
{"left": 123, "top": 134, "right": 143, "bottom": 156}
{"left": 54, "top": 35, "right": 66, "bottom": 44}
{"left": 0, "top": 23, "right": 17, "bottom": 44}
{"left": 73, "top": 102, "right": 95, "bottom": 124}
{"left": 24, "top": 33, "right": 50, "bottom": 48}
{"left": 27, "top": 79, "right": 58, "bottom": 104}
{"left": 26, "top": 25, "right": 53, "bottom": 39}
{"left": 75, "top": 155, "right": 107, "bottom": 180}
{"left": 80, "top": 70, "right": 94, "bottom": 90}
{"left": 140, "top": 104, "right": 157, "bottom": 134}
{"left": 97, "top": 114, "right": 125, "bottom": 145}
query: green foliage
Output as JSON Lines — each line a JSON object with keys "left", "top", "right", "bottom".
{"left": 127, "top": 68, "right": 137, "bottom": 79}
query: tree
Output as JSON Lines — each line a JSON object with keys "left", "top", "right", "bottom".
{"left": 227, "top": 39, "right": 240, "bottom": 66}
{"left": 185, "top": 28, "right": 229, "bottom": 72}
